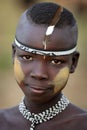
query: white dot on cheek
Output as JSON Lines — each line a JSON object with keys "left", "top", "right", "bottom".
{"left": 53, "top": 67, "right": 69, "bottom": 94}
{"left": 14, "top": 57, "right": 25, "bottom": 84}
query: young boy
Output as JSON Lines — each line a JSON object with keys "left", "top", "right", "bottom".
{"left": 0, "top": 2, "right": 87, "bottom": 130}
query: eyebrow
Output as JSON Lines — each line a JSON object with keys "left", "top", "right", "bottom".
{"left": 14, "top": 38, "right": 77, "bottom": 57}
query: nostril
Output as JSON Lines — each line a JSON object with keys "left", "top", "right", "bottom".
{"left": 30, "top": 72, "right": 48, "bottom": 80}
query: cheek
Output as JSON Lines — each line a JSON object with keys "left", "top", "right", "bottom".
{"left": 53, "top": 67, "right": 69, "bottom": 94}
{"left": 14, "top": 57, "right": 25, "bottom": 84}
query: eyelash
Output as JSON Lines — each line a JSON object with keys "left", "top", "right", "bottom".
{"left": 20, "top": 55, "right": 33, "bottom": 61}
{"left": 50, "top": 59, "right": 64, "bottom": 65}
{"left": 19, "top": 55, "right": 65, "bottom": 65}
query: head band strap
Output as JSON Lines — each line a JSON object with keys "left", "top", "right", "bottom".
{"left": 14, "top": 38, "right": 77, "bottom": 56}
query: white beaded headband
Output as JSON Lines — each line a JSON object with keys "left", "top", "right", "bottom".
{"left": 14, "top": 38, "right": 77, "bottom": 56}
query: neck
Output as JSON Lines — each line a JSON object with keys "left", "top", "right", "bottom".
{"left": 24, "top": 93, "right": 62, "bottom": 113}
{"left": 19, "top": 93, "right": 69, "bottom": 130}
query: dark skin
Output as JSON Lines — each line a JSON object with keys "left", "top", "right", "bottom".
{"left": 0, "top": 13, "right": 87, "bottom": 130}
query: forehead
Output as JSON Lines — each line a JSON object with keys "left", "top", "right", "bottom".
{"left": 16, "top": 16, "right": 77, "bottom": 51}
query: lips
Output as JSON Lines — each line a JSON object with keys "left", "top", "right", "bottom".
{"left": 25, "top": 83, "right": 53, "bottom": 94}
{"left": 30, "top": 87, "right": 47, "bottom": 94}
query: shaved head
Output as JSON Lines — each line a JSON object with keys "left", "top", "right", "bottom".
{"left": 15, "top": 2, "right": 78, "bottom": 55}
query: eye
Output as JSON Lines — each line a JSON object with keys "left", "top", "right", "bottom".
{"left": 21, "top": 55, "right": 33, "bottom": 61}
{"left": 50, "top": 59, "right": 63, "bottom": 65}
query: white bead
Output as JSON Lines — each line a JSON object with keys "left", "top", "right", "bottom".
{"left": 30, "top": 128, "right": 33, "bottom": 130}
{"left": 19, "top": 94, "right": 69, "bottom": 130}
{"left": 46, "top": 25, "right": 55, "bottom": 35}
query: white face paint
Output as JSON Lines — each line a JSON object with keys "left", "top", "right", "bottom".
{"left": 42, "top": 6, "right": 63, "bottom": 51}
{"left": 52, "top": 67, "right": 69, "bottom": 94}
{"left": 14, "top": 57, "right": 25, "bottom": 84}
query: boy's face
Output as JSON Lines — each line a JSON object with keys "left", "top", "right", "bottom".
{"left": 13, "top": 18, "right": 79, "bottom": 103}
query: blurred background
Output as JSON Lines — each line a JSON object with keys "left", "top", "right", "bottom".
{"left": 0, "top": 0, "right": 87, "bottom": 109}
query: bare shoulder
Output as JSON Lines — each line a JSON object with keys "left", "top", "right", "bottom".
{"left": 0, "top": 106, "right": 19, "bottom": 119}
{"left": 69, "top": 104, "right": 87, "bottom": 120}
{"left": 50, "top": 103, "right": 87, "bottom": 130}
{"left": 0, "top": 109, "right": 6, "bottom": 127}
{"left": 66, "top": 112, "right": 87, "bottom": 130}
{"left": 0, "top": 106, "right": 20, "bottom": 130}
{"left": 60, "top": 104, "right": 87, "bottom": 130}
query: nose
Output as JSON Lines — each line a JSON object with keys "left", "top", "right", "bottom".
{"left": 30, "top": 61, "right": 48, "bottom": 80}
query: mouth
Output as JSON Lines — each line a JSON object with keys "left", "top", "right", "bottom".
{"left": 25, "top": 83, "right": 53, "bottom": 94}
{"left": 30, "top": 87, "right": 48, "bottom": 94}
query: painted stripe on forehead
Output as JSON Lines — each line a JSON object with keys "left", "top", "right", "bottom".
{"left": 46, "top": 7, "right": 63, "bottom": 36}
{"left": 14, "top": 38, "right": 77, "bottom": 56}
{"left": 43, "top": 6, "right": 63, "bottom": 49}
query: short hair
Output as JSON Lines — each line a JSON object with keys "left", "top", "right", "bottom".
{"left": 26, "top": 2, "right": 76, "bottom": 28}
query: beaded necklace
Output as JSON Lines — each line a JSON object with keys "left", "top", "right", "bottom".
{"left": 19, "top": 94, "right": 69, "bottom": 130}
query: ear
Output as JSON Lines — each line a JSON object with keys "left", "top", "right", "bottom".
{"left": 70, "top": 51, "right": 80, "bottom": 73}
{"left": 12, "top": 43, "right": 16, "bottom": 64}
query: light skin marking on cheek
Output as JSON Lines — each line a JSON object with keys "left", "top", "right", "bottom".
{"left": 14, "top": 57, "right": 25, "bottom": 84}
{"left": 53, "top": 67, "right": 69, "bottom": 94}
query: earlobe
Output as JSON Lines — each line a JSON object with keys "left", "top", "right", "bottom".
{"left": 70, "top": 51, "right": 80, "bottom": 73}
{"left": 12, "top": 43, "right": 16, "bottom": 64}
